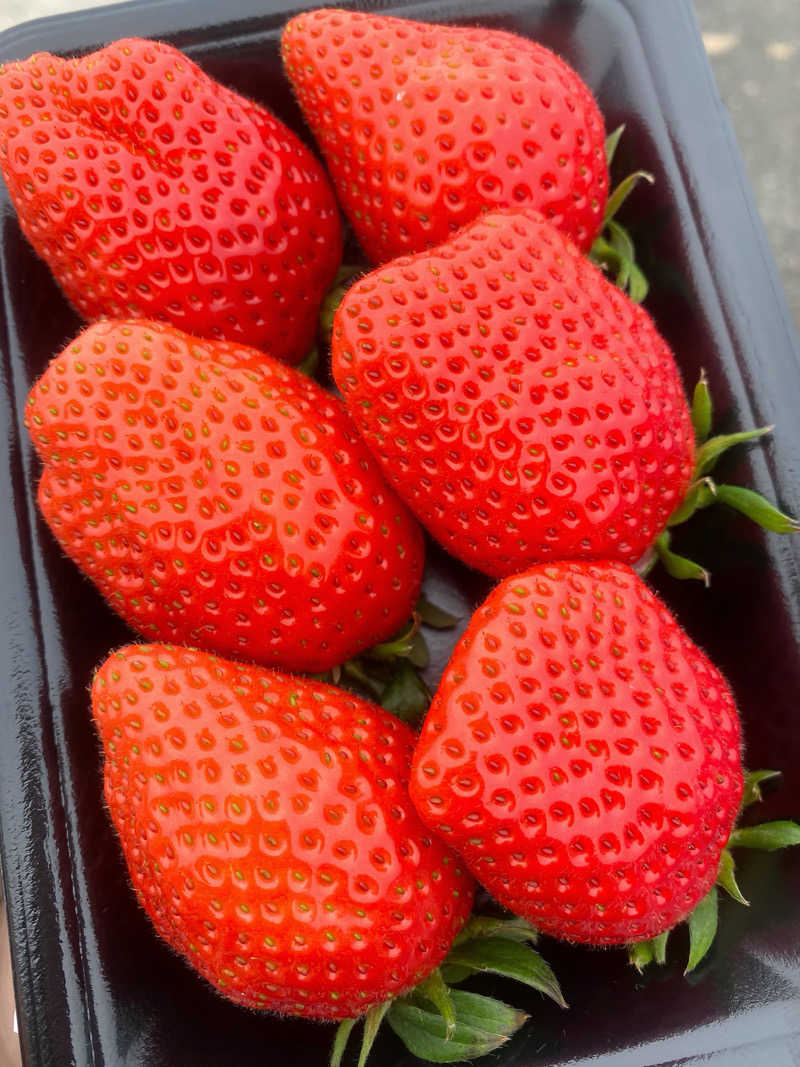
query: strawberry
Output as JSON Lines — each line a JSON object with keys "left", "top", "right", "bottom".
{"left": 91, "top": 643, "right": 475, "bottom": 1019}
{"left": 281, "top": 9, "right": 608, "bottom": 263}
{"left": 332, "top": 207, "right": 694, "bottom": 578}
{"left": 26, "top": 319, "right": 424, "bottom": 673}
{"left": 410, "top": 561, "right": 745, "bottom": 947}
{"left": 0, "top": 37, "right": 342, "bottom": 364}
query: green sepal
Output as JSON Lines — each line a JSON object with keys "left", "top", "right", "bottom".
{"left": 627, "top": 260, "right": 650, "bottom": 305}
{"left": 741, "top": 769, "right": 781, "bottom": 810}
{"left": 603, "top": 169, "right": 655, "bottom": 227}
{"left": 416, "top": 595, "right": 460, "bottom": 630}
{"left": 604, "top": 124, "right": 625, "bottom": 168}
{"left": 628, "top": 931, "right": 669, "bottom": 972}
{"left": 715, "top": 848, "right": 749, "bottom": 906}
{"left": 330, "top": 1018, "right": 357, "bottom": 1067}
{"left": 454, "top": 915, "right": 538, "bottom": 947}
{"left": 729, "top": 821, "right": 800, "bottom": 851}
{"left": 340, "top": 660, "right": 384, "bottom": 701}
{"left": 297, "top": 345, "right": 320, "bottom": 378}
{"left": 438, "top": 963, "right": 475, "bottom": 985}
{"left": 666, "top": 477, "right": 716, "bottom": 528}
{"left": 444, "top": 938, "right": 566, "bottom": 1009}
{"left": 380, "top": 660, "right": 431, "bottom": 724}
{"left": 319, "top": 264, "right": 362, "bottom": 348}
{"left": 694, "top": 425, "right": 773, "bottom": 477}
{"left": 714, "top": 484, "right": 800, "bottom": 534}
{"left": 628, "top": 939, "right": 654, "bottom": 973}
{"left": 685, "top": 887, "right": 718, "bottom": 974}
{"left": 413, "top": 969, "right": 457, "bottom": 1039}
{"left": 387, "top": 990, "right": 528, "bottom": 1064}
{"left": 655, "top": 532, "right": 710, "bottom": 585}
{"left": 408, "top": 630, "right": 430, "bottom": 669}
{"left": 691, "top": 372, "right": 713, "bottom": 443}
{"left": 369, "top": 616, "right": 420, "bottom": 660}
{"left": 357, "top": 1001, "right": 391, "bottom": 1067}
{"left": 651, "top": 931, "right": 669, "bottom": 965}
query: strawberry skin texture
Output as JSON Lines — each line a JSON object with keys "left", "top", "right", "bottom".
{"left": 332, "top": 208, "right": 695, "bottom": 577}
{"left": 282, "top": 9, "right": 608, "bottom": 262}
{"left": 92, "top": 644, "right": 474, "bottom": 1017}
{"left": 0, "top": 37, "right": 342, "bottom": 364}
{"left": 410, "top": 561, "right": 743, "bottom": 945}
{"left": 26, "top": 319, "right": 424, "bottom": 673}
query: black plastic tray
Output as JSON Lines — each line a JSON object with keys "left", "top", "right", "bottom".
{"left": 1, "top": 0, "right": 800, "bottom": 1064}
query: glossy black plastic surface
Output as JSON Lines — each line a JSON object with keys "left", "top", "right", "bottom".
{"left": 1, "top": 0, "right": 799, "bottom": 1064}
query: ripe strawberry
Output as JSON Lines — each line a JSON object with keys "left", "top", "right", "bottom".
{"left": 0, "top": 37, "right": 342, "bottom": 364}
{"left": 26, "top": 319, "right": 424, "bottom": 673}
{"left": 282, "top": 9, "right": 608, "bottom": 263}
{"left": 91, "top": 643, "right": 475, "bottom": 1018}
{"left": 410, "top": 561, "right": 744, "bottom": 946}
{"left": 332, "top": 208, "right": 694, "bottom": 578}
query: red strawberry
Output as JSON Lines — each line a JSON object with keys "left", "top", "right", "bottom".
{"left": 332, "top": 207, "right": 694, "bottom": 578}
{"left": 0, "top": 37, "right": 342, "bottom": 364}
{"left": 26, "top": 319, "right": 424, "bottom": 673}
{"left": 409, "top": 561, "right": 743, "bottom": 946}
{"left": 91, "top": 643, "right": 475, "bottom": 1018}
{"left": 281, "top": 9, "right": 608, "bottom": 263}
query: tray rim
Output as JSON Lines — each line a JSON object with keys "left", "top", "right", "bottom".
{"left": 0, "top": 1, "right": 799, "bottom": 1064}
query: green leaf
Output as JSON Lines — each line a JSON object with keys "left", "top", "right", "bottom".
{"left": 445, "top": 938, "right": 566, "bottom": 1009}
{"left": 628, "top": 939, "right": 654, "bottom": 972}
{"left": 714, "top": 484, "right": 799, "bottom": 534}
{"left": 655, "top": 532, "right": 710, "bottom": 585}
{"left": 691, "top": 372, "right": 713, "bottom": 443}
{"left": 729, "top": 821, "right": 800, "bottom": 851}
{"left": 387, "top": 990, "right": 528, "bottom": 1064}
{"left": 369, "top": 617, "right": 420, "bottom": 661}
{"left": 603, "top": 169, "right": 655, "bottom": 225}
{"left": 716, "top": 848, "right": 749, "bottom": 906}
{"left": 694, "top": 425, "right": 773, "bottom": 476}
{"left": 605, "top": 124, "right": 625, "bottom": 168}
{"left": 453, "top": 914, "right": 538, "bottom": 947}
{"left": 741, "top": 769, "right": 781, "bottom": 810}
{"left": 414, "top": 969, "right": 457, "bottom": 1039}
{"left": 380, "top": 661, "right": 431, "bottom": 724}
{"left": 330, "top": 1018, "right": 357, "bottom": 1067}
{"left": 416, "top": 595, "right": 460, "bottom": 630}
{"left": 357, "top": 1001, "right": 391, "bottom": 1067}
{"left": 685, "top": 887, "right": 718, "bottom": 974}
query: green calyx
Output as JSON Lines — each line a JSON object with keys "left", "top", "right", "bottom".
{"left": 297, "top": 264, "right": 363, "bottom": 379}
{"left": 320, "top": 264, "right": 363, "bottom": 349}
{"left": 588, "top": 125, "right": 653, "bottom": 304}
{"left": 628, "top": 769, "right": 800, "bottom": 975}
{"left": 330, "top": 915, "right": 564, "bottom": 1067}
{"left": 312, "top": 594, "right": 460, "bottom": 723}
{"left": 637, "top": 372, "right": 799, "bottom": 584}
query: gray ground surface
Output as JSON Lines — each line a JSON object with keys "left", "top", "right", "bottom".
{"left": 695, "top": 0, "right": 800, "bottom": 331}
